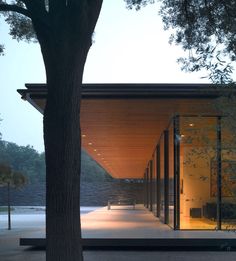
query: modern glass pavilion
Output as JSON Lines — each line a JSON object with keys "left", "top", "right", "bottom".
{"left": 18, "top": 83, "right": 236, "bottom": 230}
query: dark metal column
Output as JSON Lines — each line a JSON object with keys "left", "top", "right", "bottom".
{"left": 146, "top": 167, "right": 149, "bottom": 209}
{"left": 149, "top": 160, "right": 153, "bottom": 212}
{"left": 144, "top": 172, "right": 147, "bottom": 208}
{"left": 164, "top": 130, "right": 169, "bottom": 224}
{"left": 156, "top": 145, "right": 161, "bottom": 217}
{"left": 174, "top": 116, "right": 180, "bottom": 230}
{"left": 217, "top": 116, "right": 222, "bottom": 230}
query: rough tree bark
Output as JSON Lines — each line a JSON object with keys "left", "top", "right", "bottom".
{"left": 43, "top": 44, "right": 90, "bottom": 261}
{"left": 40, "top": 18, "right": 100, "bottom": 261}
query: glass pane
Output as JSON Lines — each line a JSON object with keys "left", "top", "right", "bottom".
{"left": 168, "top": 122, "right": 175, "bottom": 228}
{"left": 159, "top": 134, "right": 165, "bottom": 222}
{"left": 221, "top": 117, "right": 236, "bottom": 229}
{"left": 179, "top": 116, "right": 217, "bottom": 229}
{"left": 152, "top": 152, "right": 157, "bottom": 216}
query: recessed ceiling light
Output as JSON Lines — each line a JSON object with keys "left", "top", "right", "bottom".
{"left": 88, "top": 142, "right": 92, "bottom": 145}
{"left": 94, "top": 149, "right": 97, "bottom": 152}
{"left": 97, "top": 153, "right": 101, "bottom": 156}
{"left": 189, "top": 123, "right": 194, "bottom": 127}
{"left": 181, "top": 134, "right": 185, "bottom": 138}
{"left": 82, "top": 134, "right": 86, "bottom": 138}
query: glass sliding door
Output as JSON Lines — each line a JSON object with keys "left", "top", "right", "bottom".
{"left": 167, "top": 122, "right": 175, "bottom": 228}
{"left": 149, "top": 160, "right": 154, "bottom": 212}
{"left": 179, "top": 116, "right": 218, "bottom": 229}
{"left": 159, "top": 134, "right": 165, "bottom": 222}
{"left": 221, "top": 116, "right": 236, "bottom": 229}
{"left": 144, "top": 171, "right": 148, "bottom": 208}
{"left": 152, "top": 152, "right": 157, "bottom": 216}
{"left": 156, "top": 145, "right": 161, "bottom": 217}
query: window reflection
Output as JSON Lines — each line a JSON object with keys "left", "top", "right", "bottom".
{"left": 180, "top": 117, "right": 217, "bottom": 229}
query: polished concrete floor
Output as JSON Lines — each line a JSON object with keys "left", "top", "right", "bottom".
{"left": 80, "top": 205, "right": 236, "bottom": 238}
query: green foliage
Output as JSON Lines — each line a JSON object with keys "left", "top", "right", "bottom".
{"left": 0, "top": 206, "right": 14, "bottom": 212}
{"left": 125, "top": 0, "right": 155, "bottom": 10}
{"left": 81, "top": 150, "right": 113, "bottom": 182}
{"left": 0, "top": 162, "right": 27, "bottom": 188}
{"left": 215, "top": 83, "right": 236, "bottom": 132}
{"left": 0, "top": 162, "right": 11, "bottom": 184}
{"left": 0, "top": 0, "right": 37, "bottom": 54}
{"left": 0, "top": 44, "right": 4, "bottom": 54}
{"left": 0, "top": 116, "right": 2, "bottom": 139}
{"left": 0, "top": 139, "right": 112, "bottom": 183}
{"left": 159, "top": 0, "right": 236, "bottom": 83}
{"left": 5, "top": 12, "right": 36, "bottom": 42}
{"left": 0, "top": 140, "right": 45, "bottom": 183}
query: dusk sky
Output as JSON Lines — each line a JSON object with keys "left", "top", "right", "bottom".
{"left": 0, "top": 0, "right": 212, "bottom": 153}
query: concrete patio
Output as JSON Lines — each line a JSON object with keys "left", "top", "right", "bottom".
{"left": 80, "top": 205, "right": 236, "bottom": 239}
{"left": 1, "top": 205, "right": 236, "bottom": 260}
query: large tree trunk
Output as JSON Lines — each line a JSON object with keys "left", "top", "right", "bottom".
{"left": 28, "top": 2, "right": 104, "bottom": 260}
{"left": 43, "top": 41, "right": 90, "bottom": 261}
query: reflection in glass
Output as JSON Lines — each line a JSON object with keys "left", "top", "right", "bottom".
{"left": 159, "top": 134, "right": 165, "bottom": 222}
{"left": 179, "top": 116, "right": 217, "bottom": 229}
{"left": 152, "top": 151, "right": 157, "bottom": 216}
{"left": 168, "top": 122, "right": 175, "bottom": 228}
{"left": 221, "top": 118, "right": 236, "bottom": 229}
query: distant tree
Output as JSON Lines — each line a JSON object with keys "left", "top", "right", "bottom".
{"left": 0, "top": 44, "right": 4, "bottom": 54}
{"left": 159, "top": 0, "right": 236, "bottom": 83}
{"left": 0, "top": 163, "right": 27, "bottom": 230}
{"left": 0, "top": 140, "right": 46, "bottom": 183}
{"left": 0, "top": 115, "right": 2, "bottom": 140}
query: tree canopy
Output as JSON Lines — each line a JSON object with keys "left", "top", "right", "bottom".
{"left": 0, "top": 162, "right": 27, "bottom": 189}
{"left": 0, "top": 162, "right": 27, "bottom": 230}
{"left": 0, "top": 139, "right": 46, "bottom": 183}
{"left": 1, "top": 1, "right": 235, "bottom": 82}
{"left": 159, "top": 0, "right": 236, "bottom": 83}
{"left": 0, "top": 138, "right": 112, "bottom": 183}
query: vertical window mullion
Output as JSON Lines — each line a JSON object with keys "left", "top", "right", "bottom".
{"left": 217, "top": 116, "right": 222, "bottom": 230}
{"left": 174, "top": 115, "right": 180, "bottom": 229}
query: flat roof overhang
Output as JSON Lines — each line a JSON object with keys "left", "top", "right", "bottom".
{"left": 18, "top": 83, "right": 220, "bottom": 179}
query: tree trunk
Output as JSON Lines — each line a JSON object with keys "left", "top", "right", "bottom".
{"left": 29, "top": 2, "right": 104, "bottom": 260}
{"left": 43, "top": 40, "right": 90, "bottom": 261}
{"left": 7, "top": 182, "right": 11, "bottom": 230}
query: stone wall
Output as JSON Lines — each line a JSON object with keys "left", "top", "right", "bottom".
{"left": 0, "top": 181, "right": 144, "bottom": 206}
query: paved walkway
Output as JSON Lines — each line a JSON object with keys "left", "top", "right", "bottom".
{"left": 1, "top": 205, "right": 236, "bottom": 260}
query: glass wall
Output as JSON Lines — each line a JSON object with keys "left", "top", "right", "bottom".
{"left": 152, "top": 151, "right": 157, "bottom": 216}
{"left": 144, "top": 114, "right": 236, "bottom": 230}
{"left": 149, "top": 160, "right": 154, "bottom": 213}
{"left": 221, "top": 117, "right": 236, "bottom": 229}
{"left": 168, "top": 122, "right": 175, "bottom": 228}
{"left": 179, "top": 116, "right": 218, "bottom": 229}
{"left": 159, "top": 134, "right": 165, "bottom": 222}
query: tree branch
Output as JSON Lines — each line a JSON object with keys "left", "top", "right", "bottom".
{"left": 20, "top": 0, "right": 46, "bottom": 11}
{"left": 0, "top": 3, "right": 31, "bottom": 18}
{"left": 21, "top": 0, "right": 51, "bottom": 30}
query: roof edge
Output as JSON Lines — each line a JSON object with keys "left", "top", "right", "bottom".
{"left": 17, "top": 83, "right": 226, "bottom": 99}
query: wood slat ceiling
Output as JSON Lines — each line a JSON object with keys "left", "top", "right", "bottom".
{"left": 32, "top": 97, "right": 215, "bottom": 179}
